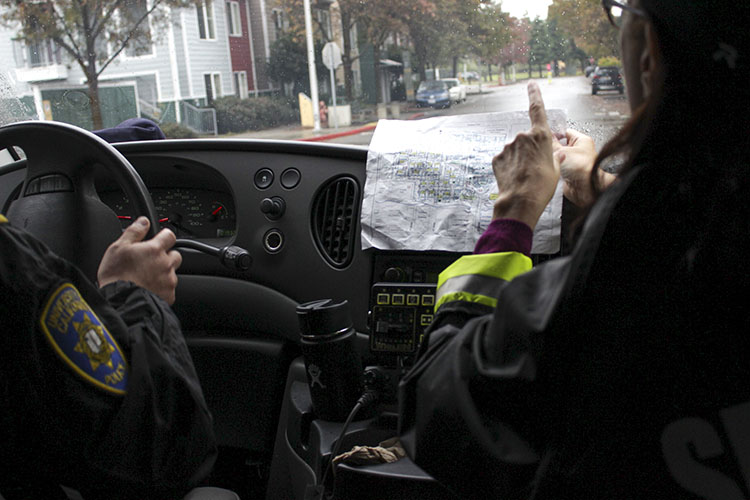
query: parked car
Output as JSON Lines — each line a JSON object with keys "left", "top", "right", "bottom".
{"left": 440, "top": 78, "right": 467, "bottom": 103}
{"left": 416, "top": 80, "right": 451, "bottom": 108}
{"left": 591, "top": 66, "right": 625, "bottom": 95}
{"left": 458, "top": 70, "right": 480, "bottom": 81}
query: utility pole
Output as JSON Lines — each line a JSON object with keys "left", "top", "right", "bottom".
{"left": 303, "top": 0, "right": 321, "bottom": 131}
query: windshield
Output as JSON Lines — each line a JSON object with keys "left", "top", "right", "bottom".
{"left": 418, "top": 81, "right": 448, "bottom": 92}
{"left": 0, "top": 0, "right": 628, "bottom": 147}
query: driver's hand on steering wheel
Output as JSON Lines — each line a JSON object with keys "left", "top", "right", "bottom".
{"left": 97, "top": 217, "right": 182, "bottom": 304}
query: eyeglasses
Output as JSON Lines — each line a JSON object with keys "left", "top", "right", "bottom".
{"left": 601, "top": 0, "right": 647, "bottom": 28}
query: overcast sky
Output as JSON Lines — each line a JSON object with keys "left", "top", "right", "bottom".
{"left": 499, "top": 0, "right": 553, "bottom": 20}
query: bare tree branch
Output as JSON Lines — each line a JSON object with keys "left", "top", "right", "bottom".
{"left": 92, "top": 0, "right": 126, "bottom": 40}
{"left": 96, "top": 1, "right": 163, "bottom": 76}
{"left": 51, "top": 34, "right": 86, "bottom": 69}
{"left": 49, "top": 2, "right": 84, "bottom": 61}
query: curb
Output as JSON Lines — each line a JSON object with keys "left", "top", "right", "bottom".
{"left": 300, "top": 122, "right": 377, "bottom": 142}
{"left": 299, "top": 111, "right": 426, "bottom": 142}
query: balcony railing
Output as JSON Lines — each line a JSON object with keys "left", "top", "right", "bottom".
{"left": 180, "top": 101, "right": 217, "bottom": 136}
{"left": 13, "top": 39, "right": 68, "bottom": 82}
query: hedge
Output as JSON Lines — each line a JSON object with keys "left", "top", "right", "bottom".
{"left": 161, "top": 122, "right": 198, "bottom": 139}
{"left": 214, "top": 96, "right": 299, "bottom": 134}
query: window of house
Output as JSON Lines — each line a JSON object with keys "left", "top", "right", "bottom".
{"left": 204, "top": 72, "right": 222, "bottom": 103}
{"left": 226, "top": 1, "right": 242, "bottom": 36}
{"left": 28, "top": 39, "right": 47, "bottom": 66}
{"left": 213, "top": 73, "right": 222, "bottom": 98}
{"left": 233, "top": 71, "right": 248, "bottom": 98}
{"left": 272, "top": 8, "right": 288, "bottom": 38}
{"left": 12, "top": 38, "right": 65, "bottom": 69}
{"left": 14, "top": 39, "right": 60, "bottom": 67}
{"left": 123, "top": 0, "right": 153, "bottom": 57}
{"left": 315, "top": 9, "right": 332, "bottom": 40}
{"left": 197, "top": 0, "right": 216, "bottom": 40}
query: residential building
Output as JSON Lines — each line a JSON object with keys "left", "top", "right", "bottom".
{"left": 0, "top": 0, "right": 277, "bottom": 133}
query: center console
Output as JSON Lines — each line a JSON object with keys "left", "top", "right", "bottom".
{"left": 265, "top": 358, "right": 457, "bottom": 500}
{"left": 266, "top": 252, "right": 461, "bottom": 499}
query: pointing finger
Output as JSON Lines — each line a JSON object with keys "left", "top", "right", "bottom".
{"left": 527, "top": 81, "right": 549, "bottom": 131}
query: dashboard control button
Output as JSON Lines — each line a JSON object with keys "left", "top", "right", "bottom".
{"left": 384, "top": 267, "right": 405, "bottom": 282}
{"left": 260, "top": 196, "right": 286, "bottom": 220}
{"left": 420, "top": 314, "right": 434, "bottom": 326}
{"left": 376, "top": 293, "right": 390, "bottom": 305}
{"left": 422, "top": 294, "right": 435, "bottom": 306}
{"left": 407, "top": 294, "right": 419, "bottom": 305}
{"left": 281, "top": 168, "right": 301, "bottom": 189}
{"left": 392, "top": 294, "right": 405, "bottom": 305}
{"left": 254, "top": 168, "right": 274, "bottom": 189}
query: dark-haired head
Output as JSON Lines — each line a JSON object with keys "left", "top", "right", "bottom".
{"left": 594, "top": 0, "right": 749, "bottom": 196}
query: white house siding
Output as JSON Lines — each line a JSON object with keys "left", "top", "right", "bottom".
{"left": 0, "top": 27, "right": 20, "bottom": 92}
{"left": 0, "top": 16, "right": 41, "bottom": 106}
{"left": 0, "top": 2, "right": 244, "bottom": 125}
{"left": 248, "top": 0, "right": 275, "bottom": 92}
{"left": 183, "top": 1, "right": 233, "bottom": 102}
{"left": 171, "top": 16, "right": 192, "bottom": 100}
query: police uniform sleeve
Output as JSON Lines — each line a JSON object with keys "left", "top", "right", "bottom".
{"left": 399, "top": 250, "right": 547, "bottom": 499}
{"left": 399, "top": 170, "right": 639, "bottom": 499}
{"left": 0, "top": 220, "right": 216, "bottom": 498}
{"left": 94, "top": 280, "right": 218, "bottom": 497}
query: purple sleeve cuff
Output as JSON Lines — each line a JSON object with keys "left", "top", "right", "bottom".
{"left": 474, "top": 218, "right": 533, "bottom": 256}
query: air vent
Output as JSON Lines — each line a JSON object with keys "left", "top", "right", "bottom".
{"left": 312, "top": 176, "right": 360, "bottom": 268}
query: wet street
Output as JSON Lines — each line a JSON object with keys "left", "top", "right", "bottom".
{"left": 328, "top": 75, "right": 630, "bottom": 149}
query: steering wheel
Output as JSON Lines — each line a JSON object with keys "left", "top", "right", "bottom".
{"left": 0, "top": 120, "right": 159, "bottom": 281}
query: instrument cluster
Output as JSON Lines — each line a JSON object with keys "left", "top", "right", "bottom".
{"left": 100, "top": 187, "right": 236, "bottom": 239}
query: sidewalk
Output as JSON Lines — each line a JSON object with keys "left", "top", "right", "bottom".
{"left": 228, "top": 101, "right": 424, "bottom": 142}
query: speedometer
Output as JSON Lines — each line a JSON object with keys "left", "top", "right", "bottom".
{"left": 154, "top": 188, "right": 206, "bottom": 238}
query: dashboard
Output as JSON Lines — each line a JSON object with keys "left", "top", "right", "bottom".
{"left": 0, "top": 135, "right": 563, "bottom": 498}
{"left": 107, "top": 140, "right": 380, "bottom": 333}
{"left": 0, "top": 137, "right": 564, "bottom": 352}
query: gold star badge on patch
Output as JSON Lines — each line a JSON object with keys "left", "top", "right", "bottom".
{"left": 73, "top": 315, "right": 115, "bottom": 371}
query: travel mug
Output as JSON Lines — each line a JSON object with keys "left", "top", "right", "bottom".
{"left": 297, "top": 299, "right": 363, "bottom": 422}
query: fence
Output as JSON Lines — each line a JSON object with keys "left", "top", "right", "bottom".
{"left": 138, "top": 99, "right": 162, "bottom": 122}
{"left": 179, "top": 101, "right": 217, "bottom": 136}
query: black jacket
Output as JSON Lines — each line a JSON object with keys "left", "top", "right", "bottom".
{"left": 0, "top": 216, "right": 217, "bottom": 499}
{"left": 400, "top": 165, "right": 750, "bottom": 499}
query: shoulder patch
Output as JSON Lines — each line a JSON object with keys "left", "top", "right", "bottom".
{"left": 0, "top": 214, "right": 7, "bottom": 223}
{"left": 40, "top": 283, "right": 128, "bottom": 395}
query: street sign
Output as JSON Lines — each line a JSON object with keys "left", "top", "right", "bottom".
{"left": 322, "top": 42, "right": 342, "bottom": 70}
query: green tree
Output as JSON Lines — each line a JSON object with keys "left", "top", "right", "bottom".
{"left": 527, "top": 17, "right": 550, "bottom": 77}
{"left": 1, "top": 0, "right": 199, "bottom": 129}
{"left": 467, "top": 2, "right": 511, "bottom": 80}
{"left": 267, "top": 33, "right": 326, "bottom": 97}
{"left": 547, "top": 0, "right": 619, "bottom": 61}
{"left": 272, "top": 0, "right": 399, "bottom": 103}
{"left": 335, "top": 0, "right": 368, "bottom": 102}
{"left": 359, "top": 2, "right": 407, "bottom": 102}
{"left": 498, "top": 17, "right": 530, "bottom": 77}
{"left": 546, "top": 17, "right": 568, "bottom": 75}
{"left": 396, "top": 0, "right": 441, "bottom": 81}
